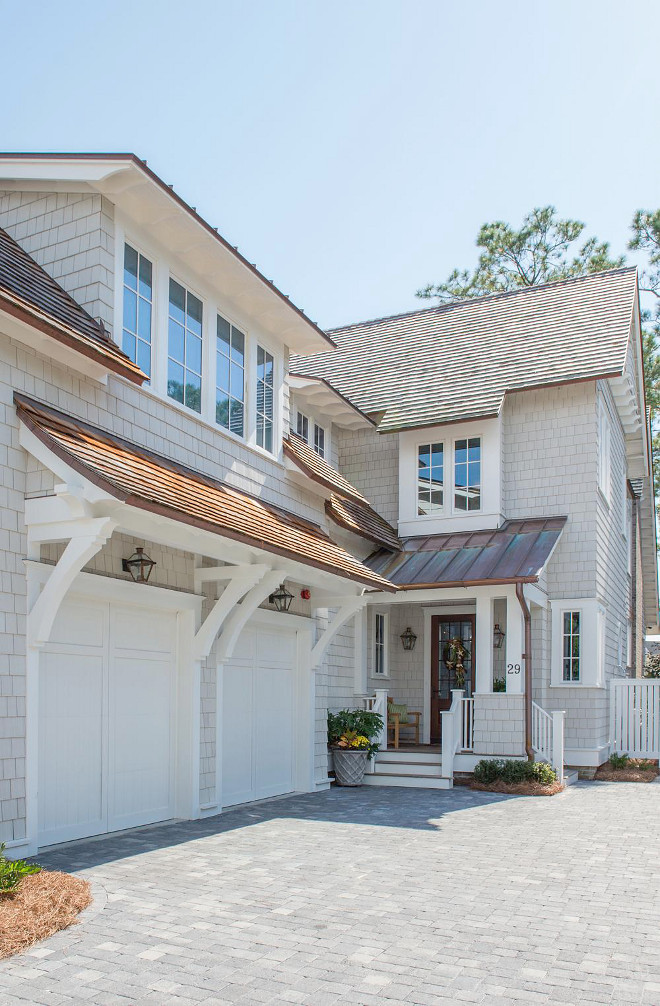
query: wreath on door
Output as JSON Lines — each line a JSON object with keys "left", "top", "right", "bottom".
{"left": 443, "top": 636, "right": 469, "bottom": 689}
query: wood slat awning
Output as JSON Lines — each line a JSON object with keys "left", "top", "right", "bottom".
{"left": 325, "top": 494, "right": 401, "bottom": 552}
{"left": 15, "top": 394, "right": 395, "bottom": 592}
{"left": 283, "top": 433, "right": 368, "bottom": 505}
{"left": 365, "top": 517, "right": 566, "bottom": 589}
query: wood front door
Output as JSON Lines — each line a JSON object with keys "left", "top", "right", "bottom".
{"left": 430, "top": 615, "right": 476, "bottom": 744}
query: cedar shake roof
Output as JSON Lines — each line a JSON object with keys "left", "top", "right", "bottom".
{"left": 283, "top": 433, "right": 369, "bottom": 505}
{"left": 325, "top": 495, "right": 401, "bottom": 552}
{"left": 292, "top": 268, "right": 638, "bottom": 433}
{"left": 0, "top": 227, "right": 145, "bottom": 384}
{"left": 365, "top": 517, "right": 566, "bottom": 589}
{"left": 15, "top": 395, "right": 395, "bottom": 592}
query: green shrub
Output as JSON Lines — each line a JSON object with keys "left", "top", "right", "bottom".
{"left": 608, "top": 752, "right": 630, "bottom": 770}
{"left": 644, "top": 652, "right": 660, "bottom": 678}
{"left": 473, "top": 758, "right": 557, "bottom": 786}
{"left": 328, "top": 709, "right": 383, "bottom": 759}
{"left": 492, "top": 678, "right": 506, "bottom": 692}
{"left": 0, "top": 843, "right": 40, "bottom": 895}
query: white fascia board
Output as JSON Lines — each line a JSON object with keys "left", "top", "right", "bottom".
{"left": 1, "top": 310, "right": 109, "bottom": 385}
{"left": 288, "top": 375, "right": 372, "bottom": 429}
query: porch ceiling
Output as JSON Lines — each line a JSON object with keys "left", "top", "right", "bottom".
{"left": 15, "top": 394, "right": 395, "bottom": 592}
{"left": 365, "top": 517, "right": 566, "bottom": 589}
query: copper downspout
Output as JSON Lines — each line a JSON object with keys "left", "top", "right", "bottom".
{"left": 516, "top": 581, "right": 534, "bottom": 761}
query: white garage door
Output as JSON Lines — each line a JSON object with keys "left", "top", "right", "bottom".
{"left": 222, "top": 624, "right": 296, "bottom": 807}
{"left": 39, "top": 596, "right": 177, "bottom": 847}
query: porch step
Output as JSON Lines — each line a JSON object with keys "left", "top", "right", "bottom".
{"left": 363, "top": 771, "right": 452, "bottom": 790}
{"left": 563, "top": 769, "right": 579, "bottom": 786}
{"left": 373, "top": 759, "right": 443, "bottom": 778}
{"left": 378, "top": 749, "right": 442, "bottom": 765}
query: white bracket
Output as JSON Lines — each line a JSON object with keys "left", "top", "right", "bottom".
{"left": 28, "top": 516, "right": 117, "bottom": 647}
{"left": 311, "top": 596, "right": 366, "bottom": 669}
{"left": 216, "top": 569, "right": 285, "bottom": 663}
{"left": 192, "top": 564, "right": 269, "bottom": 661}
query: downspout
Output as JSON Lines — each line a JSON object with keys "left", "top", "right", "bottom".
{"left": 515, "top": 581, "right": 534, "bottom": 761}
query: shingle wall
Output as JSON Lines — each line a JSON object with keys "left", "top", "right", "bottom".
{"left": 337, "top": 427, "right": 399, "bottom": 527}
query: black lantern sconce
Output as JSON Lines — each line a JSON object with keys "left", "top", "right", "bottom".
{"left": 400, "top": 626, "right": 417, "bottom": 651}
{"left": 269, "top": 583, "right": 294, "bottom": 613}
{"left": 121, "top": 546, "right": 156, "bottom": 584}
{"left": 493, "top": 623, "right": 506, "bottom": 649}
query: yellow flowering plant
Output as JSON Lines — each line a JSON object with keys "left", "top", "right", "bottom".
{"left": 334, "top": 731, "right": 370, "bottom": 751}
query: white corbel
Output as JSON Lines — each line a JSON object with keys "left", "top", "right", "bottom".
{"left": 28, "top": 516, "right": 117, "bottom": 647}
{"left": 311, "top": 595, "right": 366, "bottom": 669}
{"left": 192, "top": 564, "right": 269, "bottom": 661}
{"left": 216, "top": 569, "right": 285, "bottom": 663}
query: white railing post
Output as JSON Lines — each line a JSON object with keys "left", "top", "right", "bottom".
{"left": 551, "top": 710, "right": 565, "bottom": 784}
{"left": 461, "top": 696, "right": 475, "bottom": 751}
{"left": 374, "top": 689, "right": 388, "bottom": 751}
{"left": 442, "top": 689, "right": 464, "bottom": 782}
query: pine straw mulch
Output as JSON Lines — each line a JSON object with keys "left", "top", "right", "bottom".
{"left": 594, "top": 759, "right": 659, "bottom": 783}
{"left": 471, "top": 779, "right": 565, "bottom": 797}
{"left": 0, "top": 871, "right": 92, "bottom": 959}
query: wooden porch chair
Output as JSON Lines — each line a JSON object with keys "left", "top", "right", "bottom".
{"left": 387, "top": 701, "right": 421, "bottom": 749}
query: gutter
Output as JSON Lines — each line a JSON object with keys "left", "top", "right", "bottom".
{"left": 515, "top": 582, "right": 534, "bottom": 761}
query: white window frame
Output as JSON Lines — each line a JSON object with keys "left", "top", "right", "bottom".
{"left": 598, "top": 400, "right": 611, "bottom": 503}
{"left": 550, "top": 598, "right": 606, "bottom": 688}
{"left": 296, "top": 410, "right": 310, "bottom": 442}
{"left": 313, "top": 422, "right": 326, "bottom": 459}
{"left": 452, "top": 435, "right": 482, "bottom": 514}
{"left": 373, "top": 611, "right": 389, "bottom": 677}
{"left": 416, "top": 441, "right": 445, "bottom": 516}
{"left": 121, "top": 241, "right": 154, "bottom": 382}
{"left": 166, "top": 273, "right": 205, "bottom": 416}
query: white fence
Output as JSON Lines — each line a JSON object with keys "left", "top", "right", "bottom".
{"left": 611, "top": 680, "right": 660, "bottom": 758}
{"left": 532, "top": 701, "right": 565, "bottom": 783}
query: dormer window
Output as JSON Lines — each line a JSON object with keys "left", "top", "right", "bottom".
{"left": 122, "top": 243, "right": 152, "bottom": 378}
{"left": 454, "top": 437, "right": 481, "bottom": 511}
{"left": 168, "top": 279, "right": 203, "bottom": 413}
{"left": 296, "top": 411, "right": 309, "bottom": 441}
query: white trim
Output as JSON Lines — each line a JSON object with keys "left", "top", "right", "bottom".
{"left": 550, "top": 597, "right": 606, "bottom": 688}
{"left": 373, "top": 609, "right": 390, "bottom": 678}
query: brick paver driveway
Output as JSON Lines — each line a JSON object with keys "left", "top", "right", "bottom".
{"left": 3, "top": 782, "right": 660, "bottom": 1005}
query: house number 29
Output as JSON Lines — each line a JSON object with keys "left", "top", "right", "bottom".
{"left": 507, "top": 663, "right": 521, "bottom": 674}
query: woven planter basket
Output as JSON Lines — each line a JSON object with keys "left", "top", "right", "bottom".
{"left": 333, "top": 748, "right": 369, "bottom": 786}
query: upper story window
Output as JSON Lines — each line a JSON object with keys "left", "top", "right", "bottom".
{"left": 168, "top": 279, "right": 203, "bottom": 414}
{"left": 122, "top": 243, "right": 152, "bottom": 378}
{"left": 256, "top": 345, "right": 274, "bottom": 452}
{"left": 454, "top": 437, "right": 481, "bottom": 511}
{"left": 216, "top": 315, "right": 245, "bottom": 437}
{"left": 562, "top": 611, "right": 581, "bottom": 681}
{"left": 417, "top": 443, "right": 444, "bottom": 515}
{"left": 598, "top": 401, "right": 611, "bottom": 501}
{"left": 296, "top": 409, "right": 326, "bottom": 458}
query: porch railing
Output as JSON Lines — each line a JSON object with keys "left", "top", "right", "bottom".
{"left": 461, "top": 696, "right": 474, "bottom": 752}
{"left": 532, "top": 701, "right": 565, "bottom": 784}
{"left": 611, "top": 679, "right": 660, "bottom": 757}
{"left": 441, "top": 688, "right": 465, "bottom": 781}
{"left": 362, "top": 689, "right": 388, "bottom": 752}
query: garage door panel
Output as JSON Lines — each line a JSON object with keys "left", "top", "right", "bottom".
{"left": 48, "top": 599, "right": 105, "bottom": 649}
{"left": 255, "top": 665, "right": 294, "bottom": 800}
{"left": 112, "top": 606, "right": 177, "bottom": 655}
{"left": 222, "top": 664, "right": 255, "bottom": 807}
{"left": 39, "top": 651, "right": 105, "bottom": 846}
{"left": 256, "top": 627, "right": 295, "bottom": 666}
{"left": 109, "top": 656, "right": 174, "bottom": 831}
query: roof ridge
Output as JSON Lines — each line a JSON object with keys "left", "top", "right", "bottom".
{"left": 328, "top": 266, "right": 638, "bottom": 335}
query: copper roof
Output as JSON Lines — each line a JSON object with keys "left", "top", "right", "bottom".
{"left": 0, "top": 227, "right": 146, "bottom": 384}
{"left": 15, "top": 395, "right": 395, "bottom": 592}
{"left": 325, "top": 495, "right": 401, "bottom": 552}
{"left": 292, "top": 268, "right": 638, "bottom": 432}
{"left": 365, "top": 517, "right": 566, "bottom": 589}
{"left": 283, "top": 433, "right": 369, "bottom": 505}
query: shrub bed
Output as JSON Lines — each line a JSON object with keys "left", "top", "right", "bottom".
{"left": 595, "top": 753, "right": 659, "bottom": 783}
{"left": 471, "top": 758, "right": 563, "bottom": 795}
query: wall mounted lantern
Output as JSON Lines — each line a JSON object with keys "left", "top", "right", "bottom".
{"left": 400, "top": 626, "right": 417, "bottom": 651}
{"left": 121, "top": 546, "right": 156, "bottom": 584}
{"left": 269, "top": 583, "right": 294, "bottom": 613}
{"left": 493, "top": 623, "right": 506, "bottom": 649}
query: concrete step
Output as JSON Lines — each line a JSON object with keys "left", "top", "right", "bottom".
{"left": 373, "top": 759, "right": 443, "bottom": 777}
{"left": 563, "top": 769, "right": 579, "bottom": 786}
{"left": 363, "top": 772, "right": 452, "bottom": 790}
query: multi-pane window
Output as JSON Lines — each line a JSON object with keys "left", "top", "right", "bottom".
{"left": 122, "top": 244, "right": 152, "bottom": 378}
{"left": 374, "top": 613, "right": 387, "bottom": 675}
{"left": 296, "top": 411, "right": 309, "bottom": 441}
{"left": 168, "top": 279, "right": 203, "bottom": 413}
{"left": 454, "top": 437, "right": 481, "bottom": 511}
{"left": 216, "top": 315, "right": 245, "bottom": 437}
{"left": 256, "top": 345, "right": 274, "bottom": 452}
{"left": 417, "top": 443, "right": 444, "bottom": 514}
{"left": 562, "top": 611, "right": 580, "bottom": 682}
{"left": 314, "top": 423, "right": 325, "bottom": 458}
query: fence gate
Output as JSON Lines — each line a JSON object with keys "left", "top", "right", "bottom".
{"left": 610, "top": 680, "right": 660, "bottom": 758}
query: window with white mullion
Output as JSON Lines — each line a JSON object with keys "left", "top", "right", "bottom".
{"left": 417, "top": 442, "right": 444, "bottom": 515}
{"left": 314, "top": 423, "right": 325, "bottom": 458}
{"left": 296, "top": 410, "right": 309, "bottom": 442}
{"left": 454, "top": 437, "right": 481, "bottom": 511}
{"left": 562, "top": 611, "right": 581, "bottom": 682}
{"left": 256, "top": 345, "right": 275, "bottom": 452}
{"left": 374, "top": 612, "right": 388, "bottom": 675}
{"left": 216, "top": 314, "right": 245, "bottom": 437}
{"left": 168, "top": 278, "right": 203, "bottom": 414}
{"left": 122, "top": 243, "right": 153, "bottom": 379}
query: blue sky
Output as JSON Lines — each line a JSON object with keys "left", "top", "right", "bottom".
{"left": 2, "top": 0, "right": 658, "bottom": 329}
